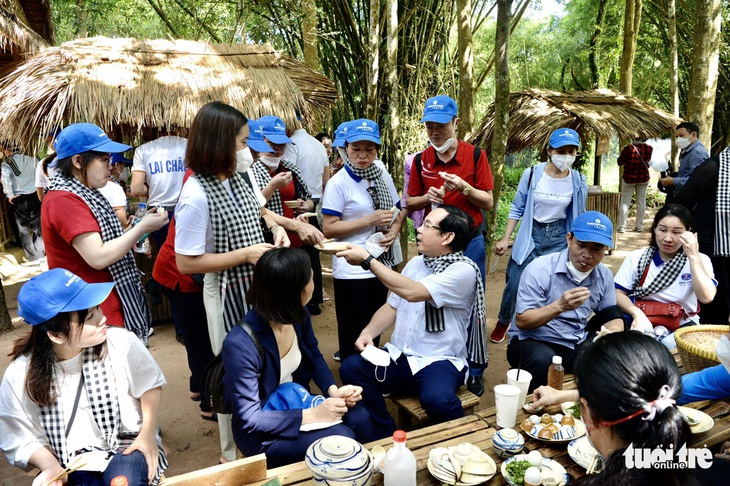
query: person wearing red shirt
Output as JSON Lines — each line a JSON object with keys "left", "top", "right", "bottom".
{"left": 406, "top": 95, "right": 494, "bottom": 396}
{"left": 617, "top": 138, "right": 653, "bottom": 232}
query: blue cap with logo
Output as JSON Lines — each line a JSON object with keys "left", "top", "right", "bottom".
{"left": 246, "top": 119, "right": 275, "bottom": 154}
{"left": 571, "top": 211, "right": 614, "bottom": 248}
{"left": 420, "top": 95, "right": 458, "bottom": 124}
{"left": 331, "top": 121, "right": 351, "bottom": 148}
{"left": 18, "top": 268, "right": 115, "bottom": 326}
{"left": 110, "top": 153, "right": 132, "bottom": 165}
{"left": 345, "top": 119, "right": 380, "bottom": 145}
{"left": 262, "top": 382, "right": 326, "bottom": 411}
{"left": 54, "top": 123, "right": 132, "bottom": 160}
{"left": 257, "top": 115, "right": 294, "bottom": 145}
{"left": 549, "top": 128, "right": 581, "bottom": 149}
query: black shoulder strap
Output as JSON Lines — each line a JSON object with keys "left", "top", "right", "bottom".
{"left": 527, "top": 166, "right": 534, "bottom": 189}
{"left": 237, "top": 320, "right": 263, "bottom": 361}
{"left": 414, "top": 152, "right": 423, "bottom": 186}
{"left": 473, "top": 146, "right": 482, "bottom": 170}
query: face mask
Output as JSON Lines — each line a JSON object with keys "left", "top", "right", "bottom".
{"left": 717, "top": 335, "right": 730, "bottom": 374}
{"left": 236, "top": 147, "right": 254, "bottom": 173}
{"left": 675, "top": 137, "right": 691, "bottom": 150}
{"left": 259, "top": 154, "right": 282, "bottom": 171}
{"left": 117, "top": 167, "right": 129, "bottom": 182}
{"left": 432, "top": 137, "right": 456, "bottom": 154}
{"left": 566, "top": 260, "right": 594, "bottom": 284}
{"left": 361, "top": 345, "right": 390, "bottom": 383}
{"left": 551, "top": 154, "right": 576, "bottom": 172}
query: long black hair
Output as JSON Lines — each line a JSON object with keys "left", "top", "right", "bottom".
{"left": 574, "top": 332, "right": 693, "bottom": 485}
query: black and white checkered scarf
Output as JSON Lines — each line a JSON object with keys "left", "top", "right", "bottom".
{"left": 195, "top": 172, "right": 264, "bottom": 332}
{"left": 423, "top": 252, "right": 488, "bottom": 366}
{"left": 38, "top": 348, "right": 167, "bottom": 482}
{"left": 48, "top": 176, "right": 151, "bottom": 344}
{"left": 250, "top": 159, "right": 310, "bottom": 216}
{"left": 716, "top": 147, "right": 730, "bottom": 257}
{"left": 629, "top": 246, "right": 687, "bottom": 298}
{"left": 344, "top": 158, "right": 397, "bottom": 267}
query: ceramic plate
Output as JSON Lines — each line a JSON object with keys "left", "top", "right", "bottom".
{"left": 525, "top": 418, "right": 586, "bottom": 444}
{"left": 501, "top": 454, "right": 569, "bottom": 486}
{"left": 568, "top": 436, "right": 599, "bottom": 470}
{"left": 561, "top": 401, "right": 580, "bottom": 418}
{"left": 427, "top": 459, "right": 492, "bottom": 486}
{"left": 678, "top": 406, "right": 714, "bottom": 434}
{"left": 426, "top": 444, "right": 497, "bottom": 485}
{"left": 314, "top": 241, "right": 351, "bottom": 254}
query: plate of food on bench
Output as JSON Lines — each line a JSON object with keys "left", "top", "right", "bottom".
{"left": 678, "top": 406, "right": 714, "bottom": 434}
{"left": 314, "top": 240, "right": 351, "bottom": 254}
{"left": 427, "top": 442, "right": 497, "bottom": 485}
{"left": 501, "top": 452, "right": 569, "bottom": 486}
{"left": 519, "top": 412, "right": 586, "bottom": 443}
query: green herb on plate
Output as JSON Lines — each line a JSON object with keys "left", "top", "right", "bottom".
{"left": 568, "top": 401, "right": 581, "bottom": 418}
{"left": 506, "top": 459, "right": 532, "bottom": 485}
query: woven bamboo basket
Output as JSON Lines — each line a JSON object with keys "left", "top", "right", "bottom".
{"left": 675, "top": 325, "right": 730, "bottom": 373}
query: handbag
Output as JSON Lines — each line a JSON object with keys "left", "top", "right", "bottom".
{"left": 633, "top": 262, "right": 685, "bottom": 332}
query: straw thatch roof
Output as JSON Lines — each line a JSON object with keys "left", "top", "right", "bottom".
{"left": 469, "top": 88, "right": 681, "bottom": 153}
{"left": 0, "top": 36, "right": 338, "bottom": 150}
{"left": 0, "top": 0, "right": 53, "bottom": 76}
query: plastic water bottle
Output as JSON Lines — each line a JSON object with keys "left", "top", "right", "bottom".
{"left": 547, "top": 356, "right": 564, "bottom": 390}
{"left": 384, "top": 430, "right": 416, "bottom": 486}
{"left": 132, "top": 202, "right": 150, "bottom": 253}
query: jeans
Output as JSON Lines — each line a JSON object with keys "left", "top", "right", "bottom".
{"left": 661, "top": 321, "right": 698, "bottom": 350}
{"left": 507, "top": 338, "right": 591, "bottom": 393}
{"left": 68, "top": 450, "right": 148, "bottom": 486}
{"left": 497, "top": 221, "right": 567, "bottom": 324}
{"left": 619, "top": 181, "right": 648, "bottom": 230}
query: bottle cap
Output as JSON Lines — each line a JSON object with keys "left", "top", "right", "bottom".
{"left": 393, "top": 430, "right": 407, "bottom": 443}
{"left": 110, "top": 476, "right": 129, "bottom": 486}
{"left": 552, "top": 356, "right": 563, "bottom": 365}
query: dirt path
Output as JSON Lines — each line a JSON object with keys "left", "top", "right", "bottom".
{"left": 0, "top": 214, "right": 651, "bottom": 484}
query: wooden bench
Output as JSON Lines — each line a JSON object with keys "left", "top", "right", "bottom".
{"left": 390, "top": 386, "right": 481, "bottom": 429}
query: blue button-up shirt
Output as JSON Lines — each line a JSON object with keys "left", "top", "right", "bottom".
{"left": 508, "top": 248, "right": 617, "bottom": 348}
{"left": 674, "top": 140, "right": 709, "bottom": 195}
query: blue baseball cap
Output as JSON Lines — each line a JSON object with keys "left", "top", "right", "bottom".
{"left": 345, "top": 119, "right": 380, "bottom": 145}
{"left": 420, "top": 95, "right": 458, "bottom": 123}
{"left": 18, "top": 269, "right": 115, "bottom": 326}
{"left": 246, "top": 119, "right": 275, "bottom": 154}
{"left": 257, "top": 116, "right": 294, "bottom": 145}
{"left": 571, "top": 211, "right": 614, "bottom": 248}
{"left": 331, "top": 121, "right": 351, "bottom": 148}
{"left": 54, "top": 123, "right": 132, "bottom": 160}
{"left": 262, "top": 382, "right": 325, "bottom": 411}
{"left": 549, "top": 128, "right": 581, "bottom": 149}
{"left": 111, "top": 153, "right": 132, "bottom": 165}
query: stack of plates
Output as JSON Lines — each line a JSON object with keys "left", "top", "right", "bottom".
{"left": 426, "top": 443, "right": 496, "bottom": 485}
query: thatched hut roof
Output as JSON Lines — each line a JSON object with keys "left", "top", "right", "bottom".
{"left": 0, "top": 0, "right": 54, "bottom": 76}
{"left": 0, "top": 36, "right": 338, "bottom": 150}
{"left": 469, "top": 88, "right": 680, "bottom": 154}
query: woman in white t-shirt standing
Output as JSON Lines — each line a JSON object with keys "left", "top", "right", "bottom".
{"left": 490, "top": 128, "right": 588, "bottom": 344}
{"left": 614, "top": 204, "right": 717, "bottom": 349}
{"left": 321, "top": 119, "right": 407, "bottom": 362}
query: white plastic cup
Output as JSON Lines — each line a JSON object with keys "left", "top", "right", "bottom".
{"left": 507, "top": 369, "right": 532, "bottom": 408}
{"left": 494, "top": 384, "right": 522, "bottom": 429}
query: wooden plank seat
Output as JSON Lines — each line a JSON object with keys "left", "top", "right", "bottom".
{"left": 390, "top": 386, "right": 480, "bottom": 429}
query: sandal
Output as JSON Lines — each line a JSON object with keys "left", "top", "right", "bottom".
{"left": 190, "top": 392, "right": 201, "bottom": 402}
{"left": 201, "top": 411, "right": 218, "bottom": 422}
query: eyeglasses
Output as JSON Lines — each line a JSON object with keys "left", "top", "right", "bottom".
{"left": 422, "top": 221, "right": 442, "bottom": 232}
{"left": 366, "top": 186, "right": 379, "bottom": 210}
{"left": 97, "top": 156, "right": 112, "bottom": 165}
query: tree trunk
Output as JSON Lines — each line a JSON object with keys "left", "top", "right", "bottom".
{"left": 588, "top": 0, "right": 608, "bottom": 88}
{"left": 457, "top": 0, "right": 474, "bottom": 138}
{"left": 619, "top": 0, "right": 642, "bottom": 94}
{"left": 301, "top": 0, "right": 320, "bottom": 71}
{"left": 668, "top": 0, "right": 679, "bottom": 170}
{"left": 76, "top": 0, "right": 88, "bottom": 37}
{"left": 686, "top": 0, "right": 722, "bottom": 151}
{"left": 487, "top": 0, "right": 512, "bottom": 256}
{"left": 0, "top": 282, "right": 13, "bottom": 334}
{"left": 365, "top": 0, "right": 381, "bottom": 120}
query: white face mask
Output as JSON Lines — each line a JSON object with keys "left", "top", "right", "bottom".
{"left": 551, "top": 154, "right": 576, "bottom": 172}
{"left": 432, "top": 137, "right": 457, "bottom": 154}
{"left": 236, "top": 147, "right": 254, "bottom": 173}
{"left": 117, "top": 167, "right": 129, "bottom": 182}
{"left": 675, "top": 137, "right": 691, "bottom": 150}
{"left": 566, "top": 260, "right": 594, "bottom": 284}
{"left": 259, "top": 154, "right": 282, "bottom": 171}
{"left": 717, "top": 335, "right": 730, "bottom": 374}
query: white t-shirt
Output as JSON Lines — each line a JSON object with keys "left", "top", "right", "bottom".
{"left": 285, "top": 129, "right": 329, "bottom": 199}
{"left": 532, "top": 172, "right": 573, "bottom": 223}
{"left": 132, "top": 136, "right": 187, "bottom": 208}
{"left": 35, "top": 162, "right": 56, "bottom": 189}
{"left": 97, "top": 180, "right": 127, "bottom": 208}
{"left": 321, "top": 162, "right": 400, "bottom": 279}
{"left": 175, "top": 174, "right": 265, "bottom": 256}
{"left": 383, "top": 256, "right": 475, "bottom": 375}
{"left": 614, "top": 248, "right": 716, "bottom": 325}
{"left": 0, "top": 328, "right": 166, "bottom": 469}
{"left": 279, "top": 333, "right": 302, "bottom": 384}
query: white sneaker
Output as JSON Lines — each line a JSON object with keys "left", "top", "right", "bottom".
{"left": 148, "top": 327, "right": 155, "bottom": 337}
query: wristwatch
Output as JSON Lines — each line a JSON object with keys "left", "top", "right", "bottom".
{"left": 361, "top": 254, "right": 376, "bottom": 271}
{"left": 461, "top": 184, "right": 472, "bottom": 196}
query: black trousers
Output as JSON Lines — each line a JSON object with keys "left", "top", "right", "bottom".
{"left": 11, "top": 193, "right": 44, "bottom": 261}
{"left": 333, "top": 277, "right": 387, "bottom": 360}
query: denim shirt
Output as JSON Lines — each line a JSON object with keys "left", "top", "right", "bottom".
{"left": 508, "top": 163, "right": 587, "bottom": 265}
{"left": 675, "top": 141, "right": 709, "bottom": 193}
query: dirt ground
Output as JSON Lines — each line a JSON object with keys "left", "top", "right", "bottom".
{"left": 0, "top": 213, "right": 651, "bottom": 484}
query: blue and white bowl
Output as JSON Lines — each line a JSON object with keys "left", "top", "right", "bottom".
{"left": 305, "top": 435, "right": 373, "bottom": 485}
{"left": 492, "top": 428, "right": 525, "bottom": 458}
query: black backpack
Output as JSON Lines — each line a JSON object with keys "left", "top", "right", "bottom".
{"left": 200, "top": 320, "right": 263, "bottom": 414}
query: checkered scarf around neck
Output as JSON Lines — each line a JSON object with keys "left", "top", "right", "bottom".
{"left": 38, "top": 347, "right": 168, "bottom": 483}
{"left": 715, "top": 147, "right": 730, "bottom": 256}
{"left": 195, "top": 172, "right": 264, "bottom": 332}
{"left": 344, "top": 157, "right": 397, "bottom": 266}
{"left": 423, "top": 252, "right": 488, "bottom": 366}
{"left": 250, "top": 159, "right": 310, "bottom": 216}
{"left": 629, "top": 246, "right": 687, "bottom": 299}
{"left": 48, "top": 176, "right": 151, "bottom": 343}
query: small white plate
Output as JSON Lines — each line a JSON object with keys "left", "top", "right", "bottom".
{"left": 678, "top": 406, "right": 714, "bottom": 434}
{"left": 568, "top": 436, "right": 599, "bottom": 470}
{"left": 314, "top": 241, "right": 351, "bottom": 254}
{"left": 525, "top": 418, "right": 586, "bottom": 443}
{"left": 501, "top": 454, "right": 569, "bottom": 486}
